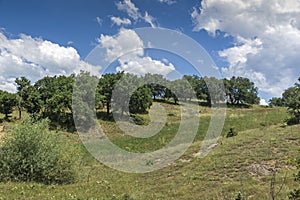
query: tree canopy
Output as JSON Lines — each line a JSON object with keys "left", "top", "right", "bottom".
{"left": 283, "top": 77, "right": 300, "bottom": 124}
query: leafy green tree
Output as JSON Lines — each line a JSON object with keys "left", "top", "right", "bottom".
{"left": 144, "top": 73, "right": 167, "bottom": 100}
{"left": 269, "top": 97, "right": 285, "bottom": 107}
{"left": 97, "top": 72, "right": 124, "bottom": 115}
{"left": 171, "top": 78, "right": 195, "bottom": 102}
{"left": 283, "top": 77, "right": 300, "bottom": 124}
{"left": 129, "top": 86, "right": 152, "bottom": 114}
{"left": 0, "top": 90, "right": 17, "bottom": 119}
{"left": 15, "top": 77, "right": 41, "bottom": 117}
{"left": 111, "top": 73, "right": 152, "bottom": 115}
{"left": 183, "top": 75, "right": 207, "bottom": 101}
{"left": 203, "top": 76, "right": 226, "bottom": 106}
{"left": 224, "top": 76, "right": 260, "bottom": 105}
{"left": 23, "top": 85, "right": 42, "bottom": 115}
{"left": 15, "top": 77, "right": 31, "bottom": 119}
{"left": 35, "top": 75, "right": 74, "bottom": 127}
{"left": 72, "top": 71, "right": 99, "bottom": 131}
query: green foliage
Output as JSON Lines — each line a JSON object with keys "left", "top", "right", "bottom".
{"left": 0, "top": 90, "right": 17, "bottom": 119}
{"left": 97, "top": 72, "right": 124, "bottom": 115}
{"left": 15, "top": 77, "right": 31, "bottom": 119}
{"left": 224, "top": 76, "right": 260, "bottom": 105}
{"left": 183, "top": 75, "right": 208, "bottom": 101}
{"left": 269, "top": 97, "right": 285, "bottom": 107}
{"left": 235, "top": 191, "right": 243, "bottom": 200}
{"left": 72, "top": 71, "right": 99, "bottom": 131}
{"left": 283, "top": 77, "right": 300, "bottom": 124}
{"left": 35, "top": 75, "right": 74, "bottom": 128}
{"left": 226, "top": 127, "right": 238, "bottom": 138}
{"left": 203, "top": 76, "right": 226, "bottom": 105}
{"left": 129, "top": 86, "right": 152, "bottom": 114}
{"left": 0, "top": 118, "right": 80, "bottom": 184}
{"left": 171, "top": 78, "right": 195, "bottom": 102}
{"left": 289, "top": 189, "right": 300, "bottom": 200}
{"left": 144, "top": 73, "right": 167, "bottom": 100}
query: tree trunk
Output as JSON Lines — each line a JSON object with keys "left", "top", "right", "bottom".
{"left": 18, "top": 105, "right": 22, "bottom": 119}
{"left": 106, "top": 101, "right": 110, "bottom": 116}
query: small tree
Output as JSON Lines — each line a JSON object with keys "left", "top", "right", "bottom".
{"left": 283, "top": 77, "right": 300, "bottom": 124}
{"left": 15, "top": 77, "right": 31, "bottom": 119}
{"left": 0, "top": 90, "right": 17, "bottom": 120}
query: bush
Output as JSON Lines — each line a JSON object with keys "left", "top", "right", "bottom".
{"left": 235, "top": 191, "right": 243, "bottom": 200}
{"left": 0, "top": 117, "right": 80, "bottom": 184}
{"left": 289, "top": 189, "right": 300, "bottom": 200}
{"left": 226, "top": 127, "right": 238, "bottom": 138}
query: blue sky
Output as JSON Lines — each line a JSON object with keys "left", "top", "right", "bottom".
{"left": 0, "top": 0, "right": 300, "bottom": 103}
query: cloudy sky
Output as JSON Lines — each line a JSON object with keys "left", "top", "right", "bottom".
{"left": 0, "top": 0, "right": 299, "bottom": 103}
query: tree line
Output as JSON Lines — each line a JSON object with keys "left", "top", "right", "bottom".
{"left": 0, "top": 71, "right": 261, "bottom": 128}
{"left": 269, "top": 77, "right": 300, "bottom": 124}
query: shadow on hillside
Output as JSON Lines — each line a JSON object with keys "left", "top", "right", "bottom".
{"left": 48, "top": 114, "right": 76, "bottom": 133}
{"left": 96, "top": 111, "right": 115, "bottom": 122}
{"left": 153, "top": 99, "right": 178, "bottom": 105}
{"left": 286, "top": 117, "right": 300, "bottom": 126}
{"left": 226, "top": 103, "right": 252, "bottom": 108}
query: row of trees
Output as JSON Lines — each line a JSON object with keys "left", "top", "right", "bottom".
{"left": 269, "top": 78, "right": 300, "bottom": 124}
{"left": 0, "top": 72, "right": 260, "bottom": 127}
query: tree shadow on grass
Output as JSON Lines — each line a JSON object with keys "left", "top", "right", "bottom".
{"left": 96, "top": 111, "right": 115, "bottom": 122}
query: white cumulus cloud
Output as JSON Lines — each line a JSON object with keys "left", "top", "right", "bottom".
{"left": 98, "top": 28, "right": 175, "bottom": 75}
{"left": 260, "top": 99, "right": 268, "bottom": 106}
{"left": 0, "top": 32, "right": 100, "bottom": 92}
{"left": 192, "top": 0, "right": 300, "bottom": 97}
{"left": 158, "top": 0, "right": 177, "bottom": 5}
{"left": 111, "top": 16, "right": 132, "bottom": 26}
{"left": 96, "top": 17, "right": 103, "bottom": 26}
{"left": 116, "top": 0, "right": 156, "bottom": 28}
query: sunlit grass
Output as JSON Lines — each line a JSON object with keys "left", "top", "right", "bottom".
{"left": 0, "top": 103, "right": 298, "bottom": 199}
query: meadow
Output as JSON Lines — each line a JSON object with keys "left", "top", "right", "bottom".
{"left": 0, "top": 102, "right": 299, "bottom": 200}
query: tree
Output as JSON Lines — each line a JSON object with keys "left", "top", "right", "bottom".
{"left": 97, "top": 72, "right": 124, "bottom": 115}
{"left": 35, "top": 75, "right": 74, "bottom": 127}
{"left": 203, "top": 76, "right": 226, "bottom": 106}
{"left": 283, "top": 77, "right": 300, "bottom": 124}
{"left": 22, "top": 85, "right": 42, "bottom": 115}
{"left": 224, "top": 76, "right": 260, "bottom": 105}
{"left": 72, "top": 71, "right": 99, "bottom": 131}
{"left": 144, "top": 73, "right": 167, "bottom": 100}
{"left": 111, "top": 73, "right": 152, "bottom": 115}
{"left": 269, "top": 97, "right": 285, "bottom": 107}
{"left": 183, "top": 75, "right": 207, "bottom": 101}
{"left": 0, "top": 91, "right": 17, "bottom": 119}
{"left": 171, "top": 78, "right": 195, "bottom": 102}
{"left": 129, "top": 86, "right": 152, "bottom": 114}
{"left": 15, "top": 77, "right": 31, "bottom": 119}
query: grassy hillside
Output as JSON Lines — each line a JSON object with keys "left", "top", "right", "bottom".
{"left": 0, "top": 103, "right": 299, "bottom": 199}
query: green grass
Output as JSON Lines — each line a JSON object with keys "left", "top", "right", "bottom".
{"left": 0, "top": 103, "right": 299, "bottom": 199}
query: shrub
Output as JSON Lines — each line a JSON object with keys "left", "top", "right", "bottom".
{"left": 235, "top": 191, "right": 243, "bottom": 200}
{"left": 289, "top": 189, "right": 300, "bottom": 200}
{"left": 0, "top": 117, "right": 80, "bottom": 184}
{"left": 226, "top": 127, "right": 238, "bottom": 138}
